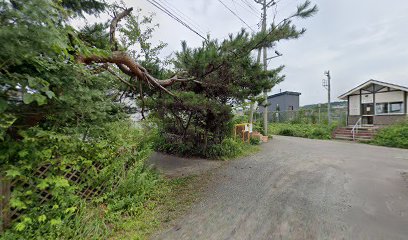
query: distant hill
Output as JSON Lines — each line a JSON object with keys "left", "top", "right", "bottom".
{"left": 301, "top": 101, "right": 347, "bottom": 109}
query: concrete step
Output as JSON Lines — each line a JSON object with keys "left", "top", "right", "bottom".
{"left": 334, "top": 135, "right": 373, "bottom": 140}
{"left": 336, "top": 129, "right": 377, "bottom": 133}
{"left": 344, "top": 128, "right": 379, "bottom": 132}
{"left": 333, "top": 126, "right": 378, "bottom": 141}
{"left": 334, "top": 135, "right": 373, "bottom": 142}
{"left": 334, "top": 132, "right": 375, "bottom": 137}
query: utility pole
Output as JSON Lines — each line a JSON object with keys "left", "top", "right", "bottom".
{"left": 254, "top": 0, "right": 275, "bottom": 135}
{"left": 322, "top": 71, "right": 331, "bottom": 125}
{"left": 248, "top": 48, "right": 262, "bottom": 126}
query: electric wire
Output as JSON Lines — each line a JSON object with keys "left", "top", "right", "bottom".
{"left": 230, "top": 0, "right": 260, "bottom": 18}
{"left": 217, "top": 0, "right": 256, "bottom": 32}
{"left": 145, "top": 0, "right": 207, "bottom": 41}
{"left": 240, "top": 0, "right": 262, "bottom": 15}
{"left": 156, "top": 0, "right": 210, "bottom": 34}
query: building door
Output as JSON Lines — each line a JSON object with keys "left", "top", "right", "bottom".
{"left": 361, "top": 103, "right": 374, "bottom": 125}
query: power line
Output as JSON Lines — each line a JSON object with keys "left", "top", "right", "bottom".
{"left": 217, "top": 0, "right": 255, "bottom": 32}
{"left": 240, "top": 0, "right": 262, "bottom": 15}
{"left": 231, "top": 0, "right": 260, "bottom": 17}
{"left": 145, "top": 0, "right": 207, "bottom": 41}
{"left": 199, "top": 5, "right": 297, "bottom": 78}
{"left": 156, "top": 0, "right": 210, "bottom": 34}
{"left": 148, "top": 0, "right": 207, "bottom": 38}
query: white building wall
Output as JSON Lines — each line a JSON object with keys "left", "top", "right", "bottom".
{"left": 349, "top": 95, "right": 360, "bottom": 115}
{"left": 375, "top": 91, "right": 404, "bottom": 103}
{"left": 361, "top": 94, "right": 373, "bottom": 103}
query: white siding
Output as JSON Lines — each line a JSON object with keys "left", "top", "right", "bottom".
{"left": 349, "top": 95, "right": 360, "bottom": 115}
{"left": 375, "top": 91, "right": 404, "bottom": 103}
{"left": 361, "top": 94, "right": 373, "bottom": 104}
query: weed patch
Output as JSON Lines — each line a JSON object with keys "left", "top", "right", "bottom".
{"left": 372, "top": 122, "right": 408, "bottom": 149}
{"left": 269, "top": 123, "right": 336, "bottom": 140}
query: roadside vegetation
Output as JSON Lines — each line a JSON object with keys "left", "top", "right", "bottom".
{"left": 0, "top": 0, "right": 316, "bottom": 238}
{"left": 371, "top": 121, "right": 408, "bottom": 149}
{"left": 268, "top": 123, "right": 337, "bottom": 140}
{"left": 153, "top": 115, "right": 261, "bottom": 159}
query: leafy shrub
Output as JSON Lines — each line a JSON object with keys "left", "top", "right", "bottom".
{"left": 0, "top": 121, "right": 160, "bottom": 239}
{"left": 249, "top": 137, "right": 261, "bottom": 145}
{"left": 153, "top": 131, "right": 257, "bottom": 160}
{"left": 269, "top": 123, "right": 336, "bottom": 140}
{"left": 151, "top": 114, "right": 260, "bottom": 159}
{"left": 278, "top": 128, "right": 295, "bottom": 136}
{"left": 372, "top": 122, "right": 408, "bottom": 149}
{"left": 205, "top": 138, "right": 245, "bottom": 159}
{"left": 310, "top": 128, "right": 330, "bottom": 139}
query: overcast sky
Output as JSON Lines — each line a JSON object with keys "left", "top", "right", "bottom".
{"left": 103, "top": 0, "right": 408, "bottom": 105}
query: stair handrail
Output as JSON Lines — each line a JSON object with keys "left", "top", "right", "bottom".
{"left": 351, "top": 117, "right": 362, "bottom": 141}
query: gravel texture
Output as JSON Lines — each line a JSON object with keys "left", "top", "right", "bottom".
{"left": 147, "top": 152, "right": 224, "bottom": 178}
{"left": 154, "top": 136, "right": 408, "bottom": 240}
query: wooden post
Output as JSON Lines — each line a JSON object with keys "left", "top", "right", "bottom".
{"left": 0, "top": 177, "right": 11, "bottom": 233}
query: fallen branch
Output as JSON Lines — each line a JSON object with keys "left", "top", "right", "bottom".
{"left": 77, "top": 7, "right": 198, "bottom": 97}
{"left": 104, "top": 65, "right": 137, "bottom": 91}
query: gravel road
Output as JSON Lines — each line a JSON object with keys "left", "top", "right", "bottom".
{"left": 154, "top": 136, "right": 408, "bottom": 240}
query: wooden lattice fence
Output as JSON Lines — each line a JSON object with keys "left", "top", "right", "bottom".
{"left": 0, "top": 178, "right": 11, "bottom": 233}
{"left": 0, "top": 162, "right": 108, "bottom": 232}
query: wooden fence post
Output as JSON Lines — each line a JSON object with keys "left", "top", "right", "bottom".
{"left": 0, "top": 177, "right": 11, "bottom": 233}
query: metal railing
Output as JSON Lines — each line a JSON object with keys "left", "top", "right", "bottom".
{"left": 351, "top": 117, "right": 362, "bottom": 141}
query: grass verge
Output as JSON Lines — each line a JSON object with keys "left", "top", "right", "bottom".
{"left": 109, "top": 173, "right": 213, "bottom": 239}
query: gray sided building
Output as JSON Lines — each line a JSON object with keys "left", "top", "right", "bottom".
{"left": 259, "top": 91, "right": 301, "bottom": 113}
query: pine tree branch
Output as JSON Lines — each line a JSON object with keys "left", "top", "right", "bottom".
{"left": 78, "top": 7, "right": 199, "bottom": 97}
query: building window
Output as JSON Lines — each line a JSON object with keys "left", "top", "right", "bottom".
{"left": 390, "top": 102, "right": 402, "bottom": 113}
{"left": 375, "top": 102, "right": 403, "bottom": 115}
{"left": 376, "top": 103, "right": 388, "bottom": 114}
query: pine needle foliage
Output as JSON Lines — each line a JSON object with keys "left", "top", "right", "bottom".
{"left": 147, "top": 31, "right": 287, "bottom": 157}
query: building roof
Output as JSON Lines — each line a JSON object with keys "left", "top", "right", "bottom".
{"left": 268, "top": 91, "right": 301, "bottom": 99}
{"left": 338, "top": 79, "right": 408, "bottom": 100}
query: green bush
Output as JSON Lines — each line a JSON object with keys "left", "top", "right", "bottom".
{"left": 0, "top": 121, "right": 160, "bottom": 239}
{"left": 269, "top": 123, "right": 336, "bottom": 140}
{"left": 153, "top": 131, "right": 258, "bottom": 160}
{"left": 278, "top": 128, "right": 295, "bottom": 136}
{"left": 372, "top": 122, "right": 408, "bottom": 149}
{"left": 310, "top": 128, "right": 330, "bottom": 139}
{"left": 207, "top": 138, "right": 259, "bottom": 160}
{"left": 249, "top": 137, "right": 261, "bottom": 145}
{"left": 151, "top": 115, "right": 260, "bottom": 159}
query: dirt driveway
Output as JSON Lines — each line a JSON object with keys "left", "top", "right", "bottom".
{"left": 154, "top": 136, "right": 408, "bottom": 240}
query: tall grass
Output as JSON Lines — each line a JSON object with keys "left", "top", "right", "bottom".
{"left": 268, "top": 123, "right": 337, "bottom": 140}
{"left": 372, "top": 121, "right": 408, "bottom": 149}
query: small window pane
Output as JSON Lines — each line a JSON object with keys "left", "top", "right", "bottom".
{"left": 390, "top": 102, "right": 403, "bottom": 113}
{"left": 376, "top": 103, "right": 387, "bottom": 114}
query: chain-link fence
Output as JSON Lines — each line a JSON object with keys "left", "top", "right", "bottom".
{"left": 254, "top": 108, "right": 348, "bottom": 126}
